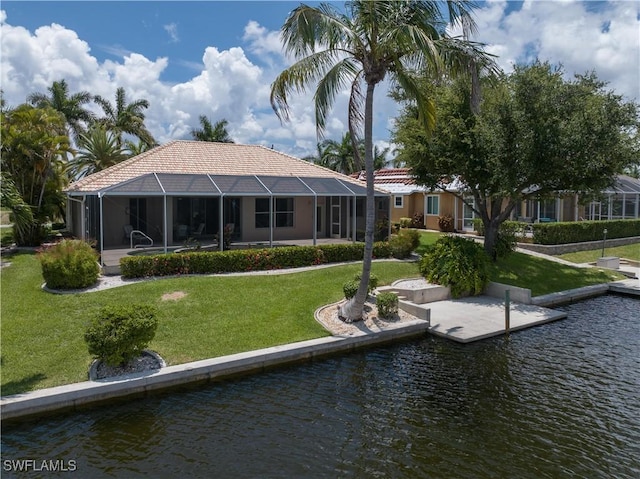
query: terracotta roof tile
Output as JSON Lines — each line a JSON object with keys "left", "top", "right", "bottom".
{"left": 67, "top": 140, "right": 373, "bottom": 193}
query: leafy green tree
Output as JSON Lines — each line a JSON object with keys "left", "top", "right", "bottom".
{"left": 94, "top": 87, "right": 155, "bottom": 148}
{"left": 1, "top": 104, "right": 72, "bottom": 244}
{"left": 394, "top": 61, "right": 640, "bottom": 259}
{"left": 270, "top": 0, "right": 491, "bottom": 321}
{"left": 27, "top": 79, "right": 95, "bottom": 141}
{"left": 190, "top": 116, "right": 234, "bottom": 143}
{"left": 68, "top": 124, "right": 128, "bottom": 179}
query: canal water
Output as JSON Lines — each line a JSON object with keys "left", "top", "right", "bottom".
{"left": 2, "top": 295, "right": 639, "bottom": 478}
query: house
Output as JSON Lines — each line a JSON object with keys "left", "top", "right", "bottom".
{"left": 354, "top": 168, "right": 640, "bottom": 231}
{"left": 65, "top": 141, "right": 391, "bottom": 253}
{"left": 520, "top": 175, "right": 640, "bottom": 222}
{"left": 353, "top": 168, "right": 475, "bottom": 231}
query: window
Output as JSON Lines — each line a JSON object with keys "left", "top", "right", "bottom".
{"left": 426, "top": 195, "right": 439, "bottom": 215}
{"left": 275, "top": 197, "right": 294, "bottom": 227}
{"left": 394, "top": 195, "right": 404, "bottom": 208}
{"left": 255, "top": 197, "right": 294, "bottom": 228}
{"left": 255, "top": 198, "right": 270, "bottom": 228}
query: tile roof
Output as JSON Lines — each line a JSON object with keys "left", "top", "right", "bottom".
{"left": 67, "top": 140, "right": 380, "bottom": 193}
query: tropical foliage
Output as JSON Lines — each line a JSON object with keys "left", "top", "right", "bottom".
{"left": 306, "top": 131, "right": 387, "bottom": 174}
{"left": 67, "top": 124, "right": 128, "bottom": 179}
{"left": 394, "top": 61, "right": 640, "bottom": 259}
{"left": 27, "top": 79, "right": 95, "bottom": 141}
{"left": 3, "top": 80, "right": 158, "bottom": 244}
{"left": 270, "top": 0, "right": 492, "bottom": 321}
{"left": 419, "top": 235, "right": 490, "bottom": 298}
{"left": 1, "top": 104, "right": 72, "bottom": 244}
{"left": 191, "top": 116, "right": 234, "bottom": 143}
{"left": 94, "top": 86, "right": 156, "bottom": 148}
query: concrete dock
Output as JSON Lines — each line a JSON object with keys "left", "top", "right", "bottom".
{"left": 427, "top": 297, "right": 567, "bottom": 343}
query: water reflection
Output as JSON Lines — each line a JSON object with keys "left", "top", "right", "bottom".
{"left": 2, "top": 295, "right": 639, "bottom": 478}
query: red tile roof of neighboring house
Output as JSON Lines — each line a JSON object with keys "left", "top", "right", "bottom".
{"left": 67, "top": 140, "right": 376, "bottom": 193}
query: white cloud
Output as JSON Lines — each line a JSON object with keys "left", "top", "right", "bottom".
{"left": 471, "top": 0, "right": 639, "bottom": 101}
{"left": 163, "top": 22, "right": 179, "bottom": 43}
{"left": 243, "top": 20, "right": 283, "bottom": 57}
{"left": 1, "top": 2, "right": 637, "bottom": 162}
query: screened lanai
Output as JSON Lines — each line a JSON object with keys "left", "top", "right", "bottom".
{"left": 65, "top": 141, "right": 392, "bottom": 260}
{"left": 67, "top": 172, "right": 390, "bottom": 254}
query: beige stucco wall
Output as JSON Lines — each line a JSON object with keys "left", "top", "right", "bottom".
{"left": 390, "top": 193, "right": 425, "bottom": 223}
{"left": 240, "top": 196, "right": 315, "bottom": 242}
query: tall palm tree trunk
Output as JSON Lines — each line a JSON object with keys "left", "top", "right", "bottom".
{"left": 339, "top": 82, "right": 376, "bottom": 321}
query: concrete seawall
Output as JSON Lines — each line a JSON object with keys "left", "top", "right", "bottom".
{"left": 1, "top": 321, "right": 429, "bottom": 422}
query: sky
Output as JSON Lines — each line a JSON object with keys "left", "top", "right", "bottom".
{"left": 1, "top": 1, "right": 639, "bottom": 160}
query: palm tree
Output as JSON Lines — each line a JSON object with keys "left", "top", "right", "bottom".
{"left": 316, "top": 132, "right": 359, "bottom": 174}
{"left": 27, "top": 79, "right": 95, "bottom": 141}
{"left": 312, "top": 132, "right": 389, "bottom": 174}
{"left": 191, "top": 116, "right": 234, "bottom": 143}
{"left": 1, "top": 105, "right": 72, "bottom": 244}
{"left": 124, "top": 139, "right": 155, "bottom": 157}
{"left": 94, "top": 87, "right": 155, "bottom": 148}
{"left": 271, "top": 0, "right": 492, "bottom": 321}
{"left": 68, "top": 125, "right": 128, "bottom": 179}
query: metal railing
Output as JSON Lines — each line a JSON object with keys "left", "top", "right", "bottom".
{"left": 130, "top": 230, "right": 153, "bottom": 249}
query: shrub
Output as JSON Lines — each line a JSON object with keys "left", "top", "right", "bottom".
{"left": 39, "top": 239, "right": 100, "bottom": 289}
{"left": 495, "top": 221, "right": 521, "bottom": 258}
{"left": 532, "top": 219, "right": 640, "bottom": 245}
{"left": 438, "top": 214, "right": 455, "bottom": 232}
{"left": 354, "top": 272, "right": 379, "bottom": 292}
{"left": 343, "top": 280, "right": 359, "bottom": 300}
{"left": 410, "top": 212, "right": 425, "bottom": 229}
{"left": 419, "top": 235, "right": 489, "bottom": 298}
{"left": 399, "top": 217, "right": 412, "bottom": 228}
{"left": 85, "top": 304, "right": 159, "bottom": 367}
{"left": 120, "top": 242, "right": 393, "bottom": 279}
{"left": 388, "top": 228, "right": 421, "bottom": 258}
{"left": 376, "top": 292, "right": 398, "bottom": 318}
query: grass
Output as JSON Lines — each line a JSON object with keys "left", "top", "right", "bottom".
{"left": 488, "top": 252, "right": 625, "bottom": 296}
{"left": 1, "top": 235, "right": 627, "bottom": 396}
{"left": 0, "top": 252, "right": 420, "bottom": 396}
{"left": 558, "top": 243, "right": 640, "bottom": 264}
{"left": 414, "top": 230, "right": 443, "bottom": 255}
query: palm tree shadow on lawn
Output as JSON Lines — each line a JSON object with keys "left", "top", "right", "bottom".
{"left": 2, "top": 373, "right": 47, "bottom": 397}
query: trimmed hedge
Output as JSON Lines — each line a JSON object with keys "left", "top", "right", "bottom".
{"left": 532, "top": 219, "right": 640, "bottom": 245}
{"left": 120, "top": 242, "right": 393, "bottom": 279}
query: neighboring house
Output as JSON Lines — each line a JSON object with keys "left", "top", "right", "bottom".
{"left": 354, "top": 168, "right": 640, "bottom": 231}
{"left": 65, "top": 141, "right": 391, "bottom": 252}
{"left": 353, "top": 169, "right": 475, "bottom": 231}
{"left": 520, "top": 175, "right": 640, "bottom": 223}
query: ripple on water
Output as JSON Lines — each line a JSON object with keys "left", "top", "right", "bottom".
{"left": 2, "top": 295, "right": 639, "bottom": 478}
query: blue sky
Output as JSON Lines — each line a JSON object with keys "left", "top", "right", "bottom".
{"left": 1, "top": 1, "right": 638, "bottom": 159}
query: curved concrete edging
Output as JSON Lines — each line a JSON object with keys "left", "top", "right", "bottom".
{"left": 0, "top": 321, "right": 429, "bottom": 422}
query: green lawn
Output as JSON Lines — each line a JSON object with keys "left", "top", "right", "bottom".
{"left": 489, "top": 252, "right": 625, "bottom": 296}
{"left": 0, "top": 253, "right": 420, "bottom": 396}
{"left": 1, "top": 240, "right": 625, "bottom": 396}
{"left": 414, "top": 230, "right": 443, "bottom": 255}
{"left": 557, "top": 243, "right": 640, "bottom": 264}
